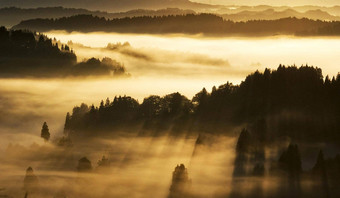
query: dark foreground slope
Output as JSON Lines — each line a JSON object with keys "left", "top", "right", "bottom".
{"left": 64, "top": 66, "right": 340, "bottom": 145}
{"left": 0, "top": 27, "right": 128, "bottom": 77}
{"left": 13, "top": 14, "right": 340, "bottom": 36}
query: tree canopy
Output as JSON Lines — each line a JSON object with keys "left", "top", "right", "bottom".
{"left": 13, "top": 14, "right": 340, "bottom": 36}
{"left": 0, "top": 27, "right": 129, "bottom": 77}
{"left": 64, "top": 65, "right": 340, "bottom": 145}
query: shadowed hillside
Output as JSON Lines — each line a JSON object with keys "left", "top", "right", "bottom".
{"left": 0, "top": 27, "right": 128, "bottom": 77}
{"left": 64, "top": 65, "right": 340, "bottom": 145}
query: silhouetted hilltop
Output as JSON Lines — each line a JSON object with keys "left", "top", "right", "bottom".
{"left": 13, "top": 14, "right": 339, "bottom": 36}
{"left": 0, "top": 27, "right": 128, "bottom": 77}
{"left": 217, "top": 5, "right": 340, "bottom": 16}
{"left": 112, "top": 8, "right": 195, "bottom": 18}
{"left": 0, "top": 0, "right": 216, "bottom": 12}
{"left": 64, "top": 65, "right": 340, "bottom": 145}
{"left": 2, "top": 6, "right": 340, "bottom": 28}
{"left": 221, "top": 9, "right": 340, "bottom": 22}
{"left": 0, "top": 7, "right": 196, "bottom": 27}
{"left": 0, "top": 6, "right": 102, "bottom": 27}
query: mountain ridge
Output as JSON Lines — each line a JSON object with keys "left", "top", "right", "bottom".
{"left": 0, "top": 0, "right": 217, "bottom": 12}
{"left": 0, "top": 6, "right": 196, "bottom": 27}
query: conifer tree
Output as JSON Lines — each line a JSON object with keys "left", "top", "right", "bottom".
{"left": 40, "top": 122, "right": 50, "bottom": 142}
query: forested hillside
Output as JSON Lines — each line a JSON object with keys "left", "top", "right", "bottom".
{"left": 13, "top": 14, "right": 340, "bottom": 36}
{"left": 0, "top": 27, "right": 128, "bottom": 77}
{"left": 65, "top": 66, "right": 340, "bottom": 144}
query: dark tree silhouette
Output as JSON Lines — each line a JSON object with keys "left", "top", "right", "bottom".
{"left": 278, "top": 144, "right": 302, "bottom": 198}
{"left": 64, "top": 112, "right": 71, "bottom": 135}
{"left": 12, "top": 14, "right": 340, "bottom": 37}
{"left": 0, "top": 27, "right": 129, "bottom": 77}
{"left": 168, "top": 164, "right": 191, "bottom": 198}
{"left": 312, "top": 150, "right": 330, "bottom": 198}
{"left": 233, "top": 128, "right": 252, "bottom": 177}
{"left": 40, "top": 122, "right": 50, "bottom": 142}
{"left": 77, "top": 157, "right": 92, "bottom": 172}
{"left": 278, "top": 144, "right": 302, "bottom": 176}
{"left": 57, "top": 136, "right": 73, "bottom": 147}
{"left": 236, "top": 129, "right": 251, "bottom": 154}
{"left": 23, "top": 167, "right": 39, "bottom": 194}
{"left": 313, "top": 150, "right": 326, "bottom": 172}
{"left": 97, "top": 156, "right": 110, "bottom": 170}
{"left": 63, "top": 65, "right": 340, "bottom": 148}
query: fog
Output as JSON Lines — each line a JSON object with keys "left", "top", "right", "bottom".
{"left": 0, "top": 77, "right": 228, "bottom": 148}
{"left": 46, "top": 31, "right": 340, "bottom": 78}
{"left": 0, "top": 128, "right": 237, "bottom": 198}
{"left": 1, "top": 32, "right": 340, "bottom": 197}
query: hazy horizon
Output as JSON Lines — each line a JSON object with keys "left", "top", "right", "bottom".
{"left": 1, "top": 0, "right": 340, "bottom": 12}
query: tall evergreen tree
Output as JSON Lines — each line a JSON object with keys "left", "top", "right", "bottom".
{"left": 24, "top": 167, "right": 39, "bottom": 194}
{"left": 312, "top": 150, "right": 330, "bottom": 198}
{"left": 233, "top": 128, "right": 252, "bottom": 177}
{"left": 77, "top": 157, "right": 92, "bottom": 172}
{"left": 40, "top": 122, "right": 50, "bottom": 142}
{"left": 168, "top": 164, "right": 191, "bottom": 198}
{"left": 63, "top": 113, "right": 71, "bottom": 135}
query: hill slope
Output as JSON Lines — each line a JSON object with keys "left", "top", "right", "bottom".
{"left": 0, "top": 0, "right": 216, "bottom": 12}
{"left": 13, "top": 14, "right": 337, "bottom": 36}
{"left": 0, "top": 7, "right": 196, "bottom": 27}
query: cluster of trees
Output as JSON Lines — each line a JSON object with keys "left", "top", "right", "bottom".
{"left": 76, "top": 155, "right": 111, "bottom": 172}
{"left": 0, "top": 26, "right": 76, "bottom": 76}
{"left": 230, "top": 127, "right": 340, "bottom": 198}
{"left": 0, "top": 27, "right": 128, "bottom": 77}
{"left": 21, "top": 155, "right": 111, "bottom": 197}
{"left": 12, "top": 14, "right": 340, "bottom": 36}
{"left": 64, "top": 92, "right": 192, "bottom": 137}
{"left": 71, "top": 57, "right": 127, "bottom": 76}
{"left": 64, "top": 65, "right": 340, "bottom": 144}
{"left": 168, "top": 164, "right": 191, "bottom": 198}
{"left": 306, "top": 22, "right": 340, "bottom": 36}
{"left": 220, "top": 8, "right": 340, "bottom": 22}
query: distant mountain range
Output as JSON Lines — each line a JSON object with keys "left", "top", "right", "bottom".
{"left": 221, "top": 8, "right": 340, "bottom": 21}
{"left": 3, "top": 6, "right": 340, "bottom": 28}
{"left": 217, "top": 5, "right": 340, "bottom": 16}
{"left": 2, "top": 0, "right": 340, "bottom": 16}
{"left": 0, "top": 0, "right": 217, "bottom": 12}
{"left": 0, "top": 7, "right": 196, "bottom": 27}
